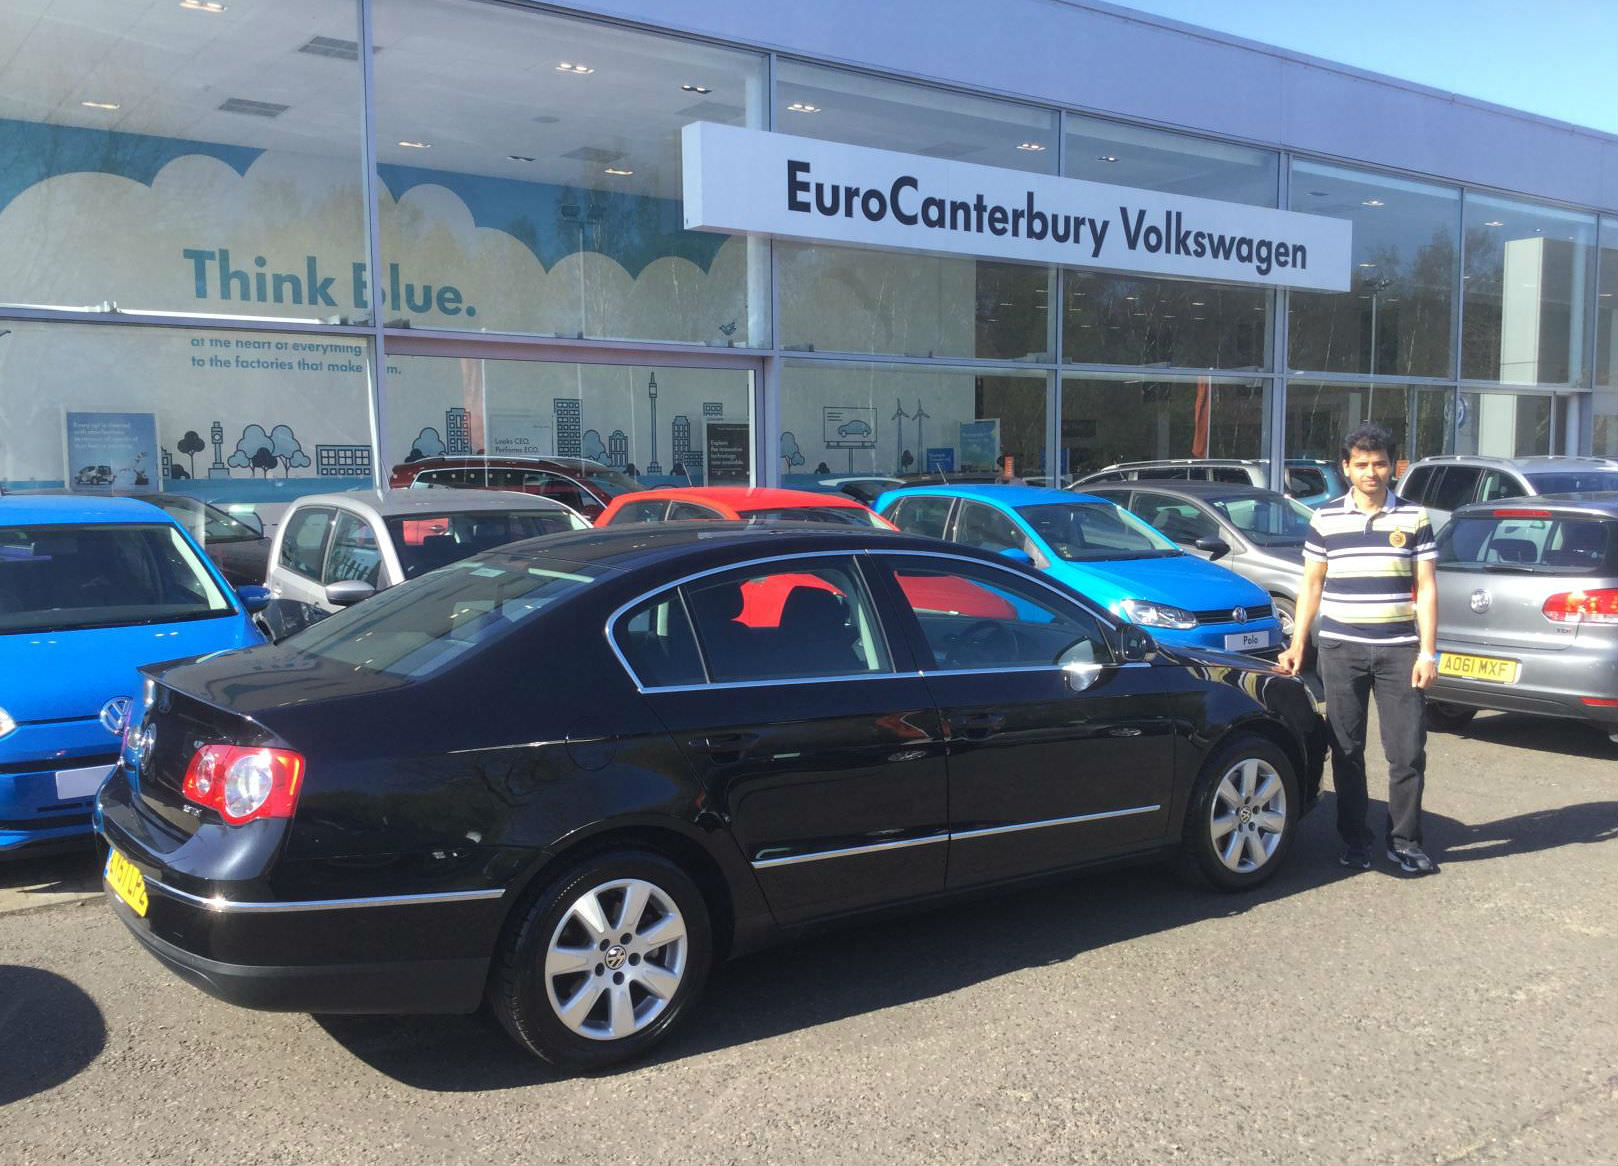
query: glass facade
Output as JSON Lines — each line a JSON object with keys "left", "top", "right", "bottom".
{"left": 0, "top": 0, "right": 1612, "bottom": 514}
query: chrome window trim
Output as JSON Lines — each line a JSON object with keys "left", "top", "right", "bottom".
{"left": 606, "top": 548, "right": 902, "bottom": 691}
{"left": 748, "top": 803, "right": 1163, "bottom": 868}
{"left": 136, "top": 877, "right": 505, "bottom": 914}
{"left": 638, "top": 670, "right": 926, "bottom": 695}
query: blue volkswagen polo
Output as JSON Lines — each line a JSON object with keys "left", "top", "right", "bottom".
{"left": 0, "top": 496, "right": 267, "bottom": 855}
{"left": 876, "top": 485, "right": 1282, "bottom": 656}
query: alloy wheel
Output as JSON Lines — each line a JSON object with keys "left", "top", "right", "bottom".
{"left": 542, "top": 877, "right": 688, "bottom": 1041}
{"left": 1209, "top": 756, "right": 1288, "bottom": 873}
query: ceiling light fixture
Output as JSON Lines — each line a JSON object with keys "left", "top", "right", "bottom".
{"left": 786, "top": 102, "right": 820, "bottom": 113}
{"left": 397, "top": 140, "right": 430, "bottom": 149}
{"left": 80, "top": 100, "right": 121, "bottom": 111}
{"left": 603, "top": 167, "right": 634, "bottom": 176}
{"left": 681, "top": 84, "right": 712, "bottom": 94}
{"left": 1361, "top": 198, "right": 1384, "bottom": 207}
{"left": 1016, "top": 142, "right": 1046, "bottom": 152}
{"left": 507, "top": 154, "right": 535, "bottom": 162}
{"left": 1097, "top": 154, "right": 1119, "bottom": 163}
{"left": 1358, "top": 262, "right": 1377, "bottom": 268}
{"left": 1483, "top": 220, "right": 1504, "bottom": 227}
{"left": 556, "top": 62, "right": 594, "bottom": 74}
{"left": 179, "top": 0, "right": 226, "bottom": 10}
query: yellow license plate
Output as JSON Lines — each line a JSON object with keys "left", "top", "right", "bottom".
{"left": 105, "top": 847, "right": 149, "bottom": 917}
{"left": 1438, "top": 652, "right": 1520, "bottom": 684}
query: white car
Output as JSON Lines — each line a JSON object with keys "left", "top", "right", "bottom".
{"left": 264, "top": 489, "right": 587, "bottom": 629}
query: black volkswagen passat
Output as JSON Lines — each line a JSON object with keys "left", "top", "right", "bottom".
{"left": 97, "top": 524, "right": 1325, "bottom": 1069}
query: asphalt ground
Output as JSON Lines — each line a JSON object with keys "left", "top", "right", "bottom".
{"left": 2, "top": 708, "right": 1615, "bottom": 1166}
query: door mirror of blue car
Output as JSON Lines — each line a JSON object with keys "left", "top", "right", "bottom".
{"left": 1118, "top": 625, "right": 1157, "bottom": 662}
{"left": 1194, "top": 535, "right": 1231, "bottom": 561}
{"left": 235, "top": 585, "right": 271, "bottom": 614}
{"left": 998, "top": 546, "right": 1033, "bottom": 565}
{"left": 325, "top": 580, "right": 376, "bottom": 607}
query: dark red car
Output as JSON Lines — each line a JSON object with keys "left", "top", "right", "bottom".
{"left": 388, "top": 456, "right": 642, "bottom": 520}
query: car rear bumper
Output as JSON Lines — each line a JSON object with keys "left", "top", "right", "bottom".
{"left": 1430, "top": 639, "right": 1618, "bottom": 729}
{"left": 96, "top": 766, "right": 505, "bottom": 1014}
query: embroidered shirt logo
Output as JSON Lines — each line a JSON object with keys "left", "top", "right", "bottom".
{"left": 1388, "top": 529, "right": 1408, "bottom": 548}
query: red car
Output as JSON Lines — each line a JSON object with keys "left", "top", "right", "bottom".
{"left": 597, "top": 487, "right": 1011, "bottom": 624}
{"left": 388, "top": 456, "right": 641, "bottom": 520}
{"left": 595, "top": 486, "right": 893, "bottom": 530}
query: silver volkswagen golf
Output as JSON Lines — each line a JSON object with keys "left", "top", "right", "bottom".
{"left": 1427, "top": 494, "right": 1618, "bottom": 743}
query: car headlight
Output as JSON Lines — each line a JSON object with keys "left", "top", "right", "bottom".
{"left": 0, "top": 706, "right": 15, "bottom": 739}
{"left": 1119, "top": 598, "right": 1198, "bottom": 630}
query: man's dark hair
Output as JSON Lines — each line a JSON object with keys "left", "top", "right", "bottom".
{"left": 1340, "top": 422, "right": 1397, "bottom": 464}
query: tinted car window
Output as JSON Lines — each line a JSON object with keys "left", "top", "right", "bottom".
{"left": 615, "top": 593, "right": 705, "bottom": 688}
{"left": 952, "top": 501, "right": 1025, "bottom": 553}
{"left": 1527, "top": 470, "right": 1618, "bottom": 494}
{"left": 886, "top": 559, "right": 1109, "bottom": 671}
{"left": 323, "top": 511, "right": 383, "bottom": 587}
{"left": 884, "top": 495, "right": 953, "bottom": 539}
{"left": 668, "top": 502, "right": 723, "bottom": 521}
{"left": 1206, "top": 495, "right": 1314, "bottom": 546}
{"left": 280, "top": 507, "right": 334, "bottom": 577}
{"left": 1428, "top": 467, "right": 1481, "bottom": 511}
{"left": 738, "top": 506, "right": 882, "bottom": 527}
{"left": 608, "top": 499, "right": 671, "bottom": 525}
{"left": 1284, "top": 467, "right": 1326, "bottom": 496}
{"left": 529, "top": 473, "right": 590, "bottom": 513}
{"left": 1210, "top": 467, "right": 1253, "bottom": 484}
{"left": 0, "top": 522, "right": 231, "bottom": 634}
{"left": 385, "top": 509, "right": 584, "bottom": 579}
{"left": 1399, "top": 465, "right": 1435, "bottom": 505}
{"left": 1438, "top": 514, "right": 1616, "bottom": 574}
{"left": 1017, "top": 501, "right": 1178, "bottom": 559}
{"left": 1129, "top": 491, "right": 1221, "bottom": 545}
{"left": 289, "top": 556, "right": 600, "bottom": 678}
{"left": 1137, "top": 467, "right": 1194, "bottom": 480}
{"left": 682, "top": 558, "right": 891, "bottom": 682}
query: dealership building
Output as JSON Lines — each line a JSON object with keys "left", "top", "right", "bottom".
{"left": 1, "top": 0, "right": 1614, "bottom": 507}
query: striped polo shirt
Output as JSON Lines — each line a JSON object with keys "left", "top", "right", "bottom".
{"left": 1302, "top": 491, "right": 1437, "bottom": 644}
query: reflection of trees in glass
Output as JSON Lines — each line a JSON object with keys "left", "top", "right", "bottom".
{"left": 1288, "top": 229, "right": 1455, "bottom": 377}
{"left": 1064, "top": 272, "right": 1267, "bottom": 370}
{"left": 1059, "top": 379, "right": 1265, "bottom": 476}
{"left": 973, "top": 263, "right": 1051, "bottom": 360}
{"left": 976, "top": 377, "right": 1046, "bottom": 473}
{"left": 1285, "top": 383, "right": 1452, "bottom": 466}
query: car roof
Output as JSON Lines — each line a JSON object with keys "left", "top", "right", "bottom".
{"left": 882, "top": 484, "right": 1109, "bottom": 507}
{"left": 618, "top": 487, "right": 867, "bottom": 510}
{"left": 1406, "top": 453, "right": 1618, "bottom": 473}
{"left": 0, "top": 494, "right": 178, "bottom": 526}
{"left": 1081, "top": 480, "right": 1283, "bottom": 501}
{"left": 1096, "top": 458, "right": 1263, "bottom": 470}
{"left": 1450, "top": 492, "right": 1618, "bottom": 519}
{"left": 286, "top": 488, "right": 577, "bottom": 517}
{"left": 395, "top": 455, "right": 613, "bottom": 473}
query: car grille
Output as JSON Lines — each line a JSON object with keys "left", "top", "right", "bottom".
{"left": 1193, "top": 603, "right": 1273, "bottom": 625}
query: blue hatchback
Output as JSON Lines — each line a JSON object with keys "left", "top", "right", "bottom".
{"left": 0, "top": 496, "right": 267, "bottom": 855}
{"left": 876, "top": 485, "right": 1283, "bottom": 656}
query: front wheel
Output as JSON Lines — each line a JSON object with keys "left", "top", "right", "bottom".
{"left": 489, "top": 850, "right": 713, "bottom": 1070}
{"left": 1425, "top": 701, "right": 1477, "bottom": 732}
{"left": 1272, "top": 596, "right": 1297, "bottom": 640}
{"left": 1180, "top": 734, "right": 1299, "bottom": 891}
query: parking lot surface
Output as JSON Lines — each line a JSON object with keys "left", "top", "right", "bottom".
{"left": 3, "top": 710, "right": 1614, "bottom": 1166}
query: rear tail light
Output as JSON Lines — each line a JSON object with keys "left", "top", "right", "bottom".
{"left": 1580, "top": 697, "right": 1618, "bottom": 708}
{"left": 182, "top": 745, "right": 305, "bottom": 823}
{"left": 1541, "top": 588, "right": 1618, "bottom": 625}
{"left": 1492, "top": 508, "right": 1553, "bottom": 519}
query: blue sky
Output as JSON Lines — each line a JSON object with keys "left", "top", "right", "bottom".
{"left": 1116, "top": 0, "right": 1618, "bottom": 134}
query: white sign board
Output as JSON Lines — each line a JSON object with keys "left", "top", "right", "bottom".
{"left": 683, "top": 122, "right": 1352, "bottom": 292}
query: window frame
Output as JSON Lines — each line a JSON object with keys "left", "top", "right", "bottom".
{"left": 321, "top": 508, "right": 386, "bottom": 588}
{"left": 277, "top": 505, "right": 337, "bottom": 581}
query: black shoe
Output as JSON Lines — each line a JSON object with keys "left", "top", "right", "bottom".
{"left": 1339, "top": 844, "right": 1371, "bottom": 869}
{"left": 1387, "top": 844, "right": 1439, "bottom": 875}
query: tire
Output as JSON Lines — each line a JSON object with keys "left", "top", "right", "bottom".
{"left": 1179, "top": 734, "right": 1299, "bottom": 891}
{"left": 1425, "top": 701, "right": 1478, "bottom": 733}
{"left": 488, "top": 849, "right": 712, "bottom": 1070}
{"left": 1272, "top": 596, "right": 1297, "bottom": 640}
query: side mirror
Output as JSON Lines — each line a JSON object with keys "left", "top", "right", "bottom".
{"left": 235, "top": 584, "right": 271, "bottom": 614}
{"left": 998, "top": 546, "right": 1033, "bottom": 565}
{"left": 1118, "top": 625, "right": 1158, "bottom": 663}
{"left": 324, "top": 579, "right": 376, "bottom": 607}
{"left": 1194, "top": 535, "right": 1232, "bottom": 561}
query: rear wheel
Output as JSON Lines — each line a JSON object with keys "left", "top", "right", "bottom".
{"left": 1425, "top": 701, "right": 1477, "bottom": 732}
{"left": 1180, "top": 734, "right": 1299, "bottom": 891}
{"left": 489, "top": 850, "right": 712, "bottom": 1069}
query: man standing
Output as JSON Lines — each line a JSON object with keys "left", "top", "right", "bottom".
{"left": 1277, "top": 423, "right": 1440, "bottom": 874}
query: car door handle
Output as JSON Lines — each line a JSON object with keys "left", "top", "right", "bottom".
{"left": 950, "top": 713, "right": 1006, "bottom": 739}
{"left": 702, "top": 732, "right": 760, "bottom": 761}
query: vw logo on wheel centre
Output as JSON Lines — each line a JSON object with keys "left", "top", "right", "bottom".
{"left": 1469, "top": 588, "right": 1492, "bottom": 614}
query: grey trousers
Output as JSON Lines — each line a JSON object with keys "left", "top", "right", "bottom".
{"left": 1317, "top": 637, "right": 1427, "bottom": 848}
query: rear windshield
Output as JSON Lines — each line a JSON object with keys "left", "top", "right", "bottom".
{"left": 385, "top": 510, "right": 587, "bottom": 580}
{"left": 1437, "top": 514, "right": 1617, "bottom": 575}
{"left": 738, "top": 506, "right": 884, "bottom": 527}
{"left": 1207, "top": 495, "right": 1314, "bottom": 547}
{"left": 1525, "top": 471, "right": 1618, "bottom": 494}
{"left": 0, "top": 522, "right": 231, "bottom": 634}
{"left": 1016, "top": 502, "right": 1180, "bottom": 561}
{"left": 287, "top": 556, "right": 600, "bottom": 678}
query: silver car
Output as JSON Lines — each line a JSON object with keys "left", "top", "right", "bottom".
{"left": 1427, "top": 494, "right": 1618, "bottom": 744}
{"left": 1397, "top": 453, "right": 1618, "bottom": 532}
{"left": 1080, "top": 481, "right": 1313, "bottom": 638}
{"left": 265, "top": 489, "right": 588, "bottom": 628}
